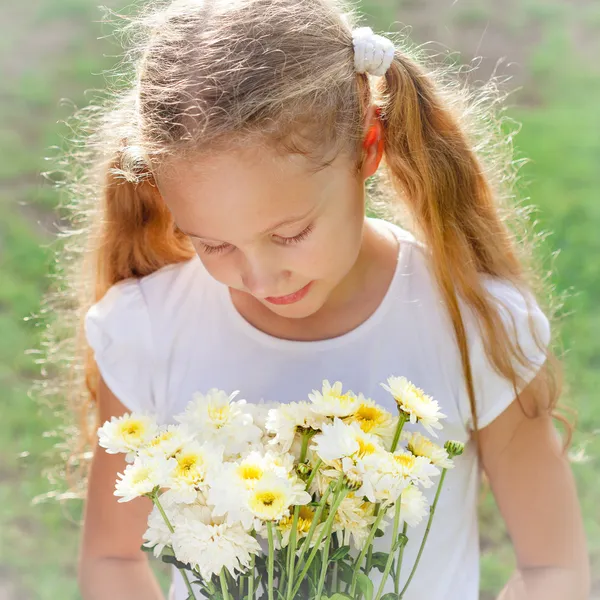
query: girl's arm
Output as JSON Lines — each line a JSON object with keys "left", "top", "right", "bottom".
{"left": 479, "top": 372, "right": 590, "bottom": 600}
{"left": 78, "top": 377, "right": 165, "bottom": 600}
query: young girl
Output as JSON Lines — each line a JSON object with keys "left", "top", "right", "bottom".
{"left": 51, "top": 0, "right": 589, "bottom": 598}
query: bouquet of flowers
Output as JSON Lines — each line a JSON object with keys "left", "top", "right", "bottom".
{"left": 98, "top": 376, "right": 464, "bottom": 600}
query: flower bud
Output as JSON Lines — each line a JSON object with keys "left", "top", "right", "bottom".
{"left": 343, "top": 470, "right": 363, "bottom": 492}
{"left": 444, "top": 440, "right": 465, "bottom": 458}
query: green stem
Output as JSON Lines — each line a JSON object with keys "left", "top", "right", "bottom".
{"left": 364, "top": 411, "right": 407, "bottom": 580}
{"left": 399, "top": 468, "right": 448, "bottom": 598}
{"left": 292, "top": 481, "right": 334, "bottom": 579}
{"left": 285, "top": 504, "right": 301, "bottom": 599}
{"left": 315, "top": 503, "right": 339, "bottom": 598}
{"left": 267, "top": 522, "right": 275, "bottom": 600}
{"left": 299, "top": 431, "right": 310, "bottom": 462}
{"left": 206, "top": 580, "right": 217, "bottom": 595}
{"left": 331, "top": 558, "right": 339, "bottom": 595}
{"left": 394, "top": 522, "right": 408, "bottom": 594}
{"left": 350, "top": 508, "right": 387, "bottom": 596}
{"left": 220, "top": 569, "right": 230, "bottom": 600}
{"left": 154, "top": 495, "right": 198, "bottom": 600}
{"left": 290, "top": 477, "right": 347, "bottom": 599}
{"left": 305, "top": 458, "right": 322, "bottom": 490}
{"left": 284, "top": 434, "right": 319, "bottom": 599}
{"left": 247, "top": 553, "right": 255, "bottom": 600}
{"left": 390, "top": 412, "right": 408, "bottom": 453}
{"left": 374, "top": 500, "right": 402, "bottom": 600}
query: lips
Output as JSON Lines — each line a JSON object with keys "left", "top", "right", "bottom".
{"left": 264, "top": 281, "right": 313, "bottom": 305}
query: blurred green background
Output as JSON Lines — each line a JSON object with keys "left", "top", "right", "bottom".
{"left": 0, "top": 0, "right": 598, "bottom": 598}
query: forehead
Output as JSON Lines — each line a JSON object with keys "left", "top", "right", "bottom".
{"left": 155, "top": 146, "right": 353, "bottom": 240}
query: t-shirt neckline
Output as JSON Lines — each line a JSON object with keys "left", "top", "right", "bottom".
{"left": 216, "top": 217, "right": 410, "bottom": 351}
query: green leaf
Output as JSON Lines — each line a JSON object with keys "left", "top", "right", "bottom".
{"left": 329, "top": 545, "right": 351, "bottom": 561}
{"left": 380, "top": 594, "right": 399, "bottom": 600}
{"left": 328, "top": 594, "right": 353, "bottom": 599}
{"left": 336, "top": 560, "right": 354, "bottom": 584}
{"left": 161, "top": 554, "right": 191, "bottom": 571}
{"left": 374, "top": 528, "right": 385, "bottom": 538}
{"left": 357, "top": 572, "right": 374, "bottom": 600}
{"left": 370, "top": 551, "right": 389, "bottom": 573}
{"left": 139, "top": 543, "right": 153, "bottom": 553}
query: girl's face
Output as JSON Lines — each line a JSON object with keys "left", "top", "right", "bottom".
{"left": 156, "top": 137, "right": 381, "bottom": 321}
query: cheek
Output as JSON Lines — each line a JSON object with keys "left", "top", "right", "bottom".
{"left": 195, "top": 253, "right": 238, "bottom": 285}
{"left": 300, "top": 225, "right": 362, "bottom": 276}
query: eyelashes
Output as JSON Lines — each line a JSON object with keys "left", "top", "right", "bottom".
{"left": 199, "top": 223, "right": 315, "bottom": 256}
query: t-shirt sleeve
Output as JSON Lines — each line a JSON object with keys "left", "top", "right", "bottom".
{"left": 458, "top": 277, "right": 551, "bottom": 431}
{"left": 84, "top": 279, "right": 156, "bottom": 414}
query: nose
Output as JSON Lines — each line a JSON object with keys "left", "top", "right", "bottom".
{"left": 239, "top": 251, "right": 281, "bottom": 298}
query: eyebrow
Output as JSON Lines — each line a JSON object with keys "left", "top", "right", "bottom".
{"left": 178, "top": 211, "right": 313, "bottom": 242}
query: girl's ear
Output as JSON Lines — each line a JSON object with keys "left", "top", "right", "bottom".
{"left": 361, "top": 105, "right": 384, "bottom": 180}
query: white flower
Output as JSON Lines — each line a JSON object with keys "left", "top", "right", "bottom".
{"left": 343, "top": 397, "right": 398, "bottom": 450}
{"left": 244, "top": 401, "right": 277, "bottom": 432}
{"left": 311, "top": 418, "right": 359, "bottom": 462}
{"left": 98, "top": 413, "right": 159, "bottom": 462}
{"left": 401, "top": 431, "right": 455, "bottom": 469}
{"left": 399, "top": 483, "right": 429, "bottom": 527}
{"left": 171, "top": 504, "right": 261, "bottom": 580}
{"left": 380, "top": 377, "right": 446, "bottom": 437}
{"left": 139, "top": 424, "right": 191, "bottom": 460}
{"left": 265, "top": 401, "right": 327, "bottom": 452}
{"left": 206, "top": 461, "right": 261, "bottom": 530}
{"left": 312, "top": 418, "right": 385, "bottom": 463}
{"left": 309, "top": 380, "right": 361, "bottom": 418}
{"left": 247, "top": 472, "right": 310, "bottom": 522}
{"left": 391, "top": 450, "right": 440, "bottom": 488}
{"left": 334, "top": 493, "right": 377, "bottom": 549}
{"left": 360, "top": 452, "right": 409, "bottom": 504}
{"left": 166, "top": 440, "right": 223, "bottom": 503}
{"left": 174, "top": 389, "right": 263, "bottom": 458}
{"left": 114, "top": 454, "right": 174, "bottom": 503}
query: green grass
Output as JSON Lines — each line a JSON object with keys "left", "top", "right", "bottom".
{"left": 0, "top": 0, "right": 598, "bottom": 598}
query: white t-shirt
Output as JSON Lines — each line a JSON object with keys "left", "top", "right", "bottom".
{"left": 84, "top": 217, "right": 550, "bottom": 600}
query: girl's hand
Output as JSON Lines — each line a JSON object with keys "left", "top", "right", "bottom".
{"left": 479, "top": 372, "right": 591, "bottom": 600}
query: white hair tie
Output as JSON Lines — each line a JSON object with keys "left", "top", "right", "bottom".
{"left": 352, "top": 26, "right": 395, "bottom": 77}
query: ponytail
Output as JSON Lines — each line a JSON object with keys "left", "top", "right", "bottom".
{"left": 375, "top": 54, "right": 568, "bottom": 460}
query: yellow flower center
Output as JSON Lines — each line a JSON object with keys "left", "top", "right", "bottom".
{"left": 132, "top": 467, "right": 151, "bottom": 484}
{"left": 394, "top": 453, "right": 416, "bottom": 470}
{"left": 353, "top": 404, "right": 386, "bottom": 432}
{"left": 249, "top": 489, "right": 287, "bottom": 520}
{"left": 119, "top": 420, "right": 145, "bottom": 440}
{"left": 175, "top": 453, "right": 204, "bottom": 483}
{"left": 238, "top": 464, "right": 264, "bottom": 484}
{"left": 333, "top": 392, "right": 354, "bottom": 405}
{"left": 207, "top": 404, "right": 230, "bottom": 427}
{"left": 356, "top": 438, "right": 377, "bottom": 458}
{"left": 150, "top": 431, "right": 173, "bottom": 446}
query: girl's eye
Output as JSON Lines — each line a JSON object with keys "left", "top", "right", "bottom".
{"left": 200, "top": 242, "right": 231, "bottom": 255}
{"left": 276, "top": 224, "right": 314, "bottom": 245}
{"left": 198, "top": 224, "right": 314, "bottom": 255}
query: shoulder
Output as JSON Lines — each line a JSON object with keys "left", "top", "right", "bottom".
{"left": 456, "top": 276, "right": 551, "bottom": 430}
{"left": 461, "top": 275, "right": 551, "bottom": 353}
{"left": 84, "top": 255, "right": 207, "bottom": 414}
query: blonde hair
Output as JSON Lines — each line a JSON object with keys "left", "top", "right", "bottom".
{"left": 34, "top": 0, "right": 574, "bottom": 495}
